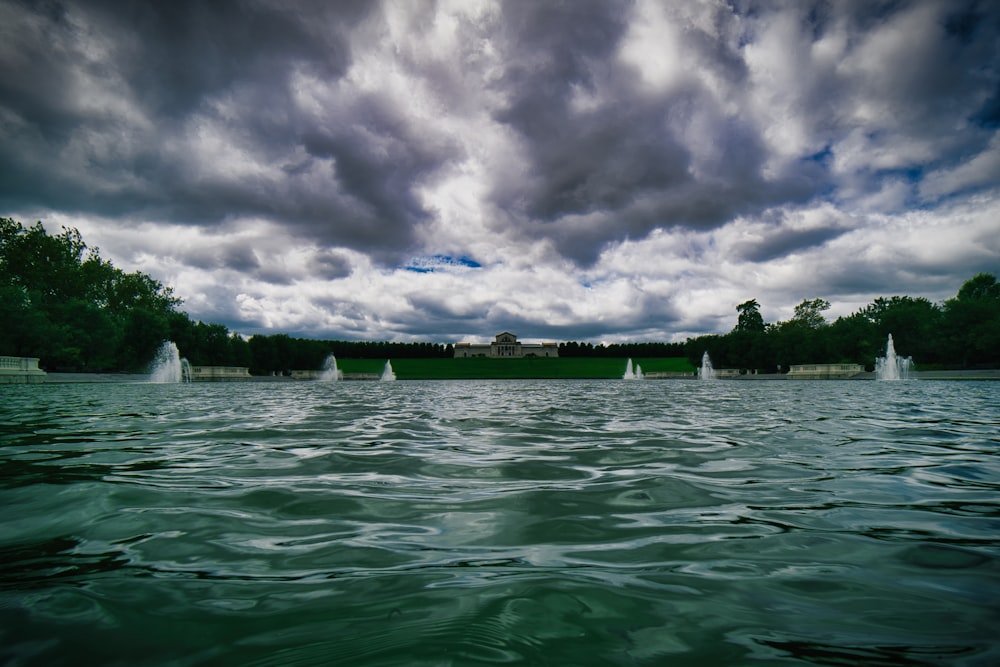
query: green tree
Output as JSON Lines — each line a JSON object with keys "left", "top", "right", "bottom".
{"left": 229, "top": 333, "right": 253, "bottom": 368}
{"left": 0, "top": 217, "right": 183, "bottom": 370}
{"left": 191, "top": 322, "right": 233, "bottom": 366}
{"left": 0, "top": 222, "right": 89, "bottom": 305}
{"left": 941, "top": 273, "right": 1000, "bottom": 367}
{"left": 120, "top": 308, "right": 170, "bottom": 370}
{"left": 50, "top": 298, "right": 119, "bottom": 369}
{"left": 734, "top": 299, "right": 766, "bottom": 332}
{"left": 725, "top": 299, "right": 770, "bottom": 370}
{"left": 955, "top": 272, "right": 1000, "bottom": 300}
{"left": 827, "top": 312, "right": 878, "bottom": 368}
{"left": 0, "top": 283, "right": 53, "bottom": 357}
{"left": 768, "top": 298, "right": 832, "bottom": 366}
{"left": 791, "top": 298, "right": 831, "bottom": 329}
{"left": 861, "top": 296, "right": 942, "bottom": 365}
{"left": 249, "top": 333, "right": 296, "bottom": 374}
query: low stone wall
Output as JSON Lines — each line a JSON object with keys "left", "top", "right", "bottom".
{"left": 787, "top": 363, "right": 865, "bottom": 380}
{"left": 0, "top": 356, "right": 47, "bottom": 384}
{"left": 342, "top": 373, "right": 380, "bottom": 380}
{"left": 190, "top": 366, "right": 251, "bottom": 382}
{"left": 287, "top": 370, "right": 381, "bottom": 380}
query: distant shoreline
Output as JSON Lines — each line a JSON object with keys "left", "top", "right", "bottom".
{"left": 36, "top": 369, "right": 1000, "bottom": 383}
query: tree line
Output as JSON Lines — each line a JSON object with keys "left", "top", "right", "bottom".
{"left": 1, "top": 218, "right": 183, "bottom": 371}
{"left": 244, "top": 336, "right": 452, "bottom": 375}
{"left": 681, "top": 276, "right": 1000, "bottom": 372}
{"left": 558, "top": 341, "right": 686, "bottom": 357}
{"left": 2, "top": 218, "right": 997, "bottom": 373}
{"left": 0, "top": 218, "right": 460, "bottom": 372}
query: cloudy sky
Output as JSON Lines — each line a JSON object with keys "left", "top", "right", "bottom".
{"left": 2, "top": 0, "right": 998, "bottom": 343}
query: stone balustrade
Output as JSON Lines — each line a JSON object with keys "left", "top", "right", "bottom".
{"left": 786, "top": 363, "right": 865, "bottom": 379}
{"left": 189, "top": 366, "right": 251, "bottom": 382}
{"left": 0, "top": 356, "right": 47, "bottom": 383}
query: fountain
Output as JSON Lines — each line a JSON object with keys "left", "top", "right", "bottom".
{"left": 875, "top": 334, "right": 913, "bottom": 381}
{"left": 149, "top": 341, "right": 191, "bottom": 383}
{"left": 623, "top": 358, "right": 642, "bottom": 380}
{"left": 318, "top": 354, "right": 343, "bottom": 381}
{"left": 698, "top": 351, "right": 715, "bottom": 380}
{"left": 381, "top": 360, "right": 396, "bottom": 382}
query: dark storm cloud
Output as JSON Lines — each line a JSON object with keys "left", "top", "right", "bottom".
{"left": 396, "top": 286, "right": 683, "bottom": 343}
{"left": 479, "top": 0, "right": 1000, "bottom": 264}
{"left": 394, "top": 300, "right": 489, "bottom": 340}
{"left": 47, "top": 0, "right": 357, "bottom": 122}
{"left": 111, "top": 0, "right": 363, "bottom": 118}
{"left": 0, "top": 0, "right": 444, "bottom": 260}
{"left": 2, "top": 0, "right": 998, "bottom": 342}
{"left": 297, "top": 92, "right": 462, "bottom": 251}
{"left": 0, "top": 0, "right": 341, "bottom": 155}
{"left": 308, "top": 250, "right": 352, "bottom": 281}
{"left": 4, "top": 0, "right": 998, "bottom": 266}
{"left": 486, "top": 0, "right": 828, "bottom": 264}
{"left": 183, "top": 243, "right": 258, "bottom": 273}
{"left": 736, "top": 223, "right": 849, "bottom": 264}
{"left": 491, "top": 2, "right": 701, "bottom": 220}
{"left": 831, "top": 1, "right": 1000, "bottom": 188}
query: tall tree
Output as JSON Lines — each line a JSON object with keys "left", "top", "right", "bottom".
{"left": 734, "top": 299, "right": 766, "bottom": 333}
{"left": 0, "top": 218, "right": 183, "bottom": 370}
{"left": 768, "top": 298, "right": 832, "bottom": 366}
{"left": 791, "top": 298, "right": 831, "bottom": 329}
{"left": 942, "top": 273, "right": 1000, "bottom": 367}
{"left": 861, "top": 296, "right": 942, "bottom": 364}
{"left": 955, "top": 272, "right": 1000, "bottom": 300}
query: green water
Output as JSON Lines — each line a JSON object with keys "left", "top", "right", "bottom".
{"left": 1, "top": 380, "right": 998, "bottom": 665}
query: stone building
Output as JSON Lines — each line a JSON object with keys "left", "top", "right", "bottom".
{"left": 454, "top": 332, "right": 559, "bottom": 358}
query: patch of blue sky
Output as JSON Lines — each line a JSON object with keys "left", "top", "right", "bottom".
{"left": 404, "top": 254, "right": 482, "bottom": 273}
{"left": 803, "top": 145, "right": 832, "bottom": 165}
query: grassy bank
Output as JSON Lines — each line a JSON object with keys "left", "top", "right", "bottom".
{"left": 335, "top": 357, "right": 696, "bottom": 380}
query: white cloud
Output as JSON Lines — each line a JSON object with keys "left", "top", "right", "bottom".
{"left": 920, "top": 134, "right": 1000, "bottom": 202}
{"left": 4, "top": 0, "right": 998, "bottom": 343}
{"left": 618, "top": 0, "right": 687, "bottom": 94}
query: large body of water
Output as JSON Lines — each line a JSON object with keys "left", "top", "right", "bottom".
{"left": 1, "top": 380, "right": 998, "bottom": 666}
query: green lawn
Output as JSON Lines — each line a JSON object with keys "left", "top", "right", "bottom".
{"left": 336, "top": 357, "right": 696, "bottom": 379}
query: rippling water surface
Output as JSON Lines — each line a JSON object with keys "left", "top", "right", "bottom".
{"left": 1, "top": 379, "right": 998, "bottom": 665}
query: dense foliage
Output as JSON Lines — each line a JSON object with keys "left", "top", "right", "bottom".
{"left": 1, "top": 218, "right": 183, "bottom": 370}
{"left": 0, "top": 218, "right": 456, "bottom": 372}
{"left": 245, "top": 335, "right": 452, "bottom": 376}
{"left": 558, "top": 341, "right": 686, "bottom": 358}
{"left": 683, "top": 275, "right": 1000, "bottom": 371}
{"left": 2, "top": 218, "right": 997, "bottom": 373}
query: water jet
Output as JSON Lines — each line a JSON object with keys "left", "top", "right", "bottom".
{"left": 149, "top": 341, "right": 191, "bottom": 383}
{"left": 623, "top": 358, "right": 643, "bottom": 380}
{"left": 875, "top": 334, "right": 913, "bottom": 381}
{"left": 698, "top": 352, "right": 715, "bottom": 380}
{"left": 318, "top": 354, "right": 343, "bottom": 381}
